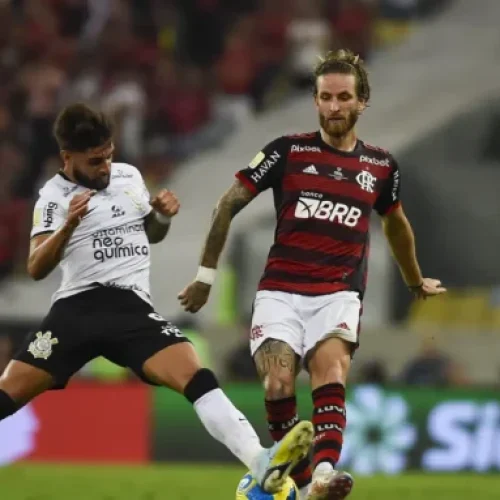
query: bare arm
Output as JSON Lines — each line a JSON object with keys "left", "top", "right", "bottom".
{"left": 27, "top": 227, "right": 75, "bottom": 281}
{"left": 144, "top": 189, "right": 180, "bottom": 244}
{"left": 178, "top": 180, "right": 255, "bottom": 312}
{"left": 28, "top": 190, "right": 94, "bottom": 281}
{"left": 381, "top": 204, "right": 423, "bottom": 287}
{"left": 199, "top": 180, "right": 255, "bottom": 269}
{"left": 144, "top": 212, "right": 170, "bottom": 244}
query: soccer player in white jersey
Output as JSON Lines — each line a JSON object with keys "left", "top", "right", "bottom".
{"left": 0, "top": 103, "right": 313, "bottom": 493}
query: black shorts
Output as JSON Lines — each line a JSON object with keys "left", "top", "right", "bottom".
{"left": 14, "top": 286, "right": 190, "bottom": 389}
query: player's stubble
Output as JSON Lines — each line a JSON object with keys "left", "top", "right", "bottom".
{"left": 319, "top": 107, "right": 359, "bottom": 139}
{"left": 73, "top": 168, "right": 110, "bottom": 191}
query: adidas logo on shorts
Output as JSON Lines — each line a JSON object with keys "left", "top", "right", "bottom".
{"left": 303, "top": 165, "right": 318, "bottom": 175}
{"left": 336, "top": 322, "right": 350, "bottom": 331}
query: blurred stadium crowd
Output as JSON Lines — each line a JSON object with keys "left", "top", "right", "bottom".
{"left": 0, "top": 0, "right": 450, "bottom": 284}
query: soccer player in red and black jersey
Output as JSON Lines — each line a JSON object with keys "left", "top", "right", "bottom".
{"left": 179, "top": 49, "right": 446, "bottom": 499}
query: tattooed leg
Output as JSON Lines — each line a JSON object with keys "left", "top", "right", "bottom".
{"left": 254, "top": 339, "right": 299, "bottom": 400}
{"left": 255, "top": 340, "right": 312, "bottom": 489}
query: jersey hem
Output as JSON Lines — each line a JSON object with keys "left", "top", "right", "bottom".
{"left": 257, "top": 283, "right": 355, "bottom": 297}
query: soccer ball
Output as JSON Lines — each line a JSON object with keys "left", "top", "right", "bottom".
{"left": 236, "top": 472, "right": 299, "bottom": 500}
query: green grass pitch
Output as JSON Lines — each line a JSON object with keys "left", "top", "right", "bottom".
{"left": 1, "top": 464, "right": 499, "bottom": 499}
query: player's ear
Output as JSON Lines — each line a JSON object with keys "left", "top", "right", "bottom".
{"left": 60, "top": 150, "right": 71, "bottom": 164}
{"left": 358, "top": 99, "right": 367, "bottom": 114}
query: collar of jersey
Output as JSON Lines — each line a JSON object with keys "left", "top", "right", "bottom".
{"left": 314, "top": 131, "right": 363, "bottom": 157}
{"left": 57, "top": 170, "right": 75, "bottom": 183}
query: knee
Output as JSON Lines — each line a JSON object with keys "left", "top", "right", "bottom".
{"left": 308, "top": 339, "right": 351, "bottom": 387}
{"left": 254, "top": 340, "right": 298, "bottom": 400}
{"left": 263, "top": 371, "right": 296, "bottom": 400}
{"left": 313, "top": 359, "right": 347, "bottom": 386}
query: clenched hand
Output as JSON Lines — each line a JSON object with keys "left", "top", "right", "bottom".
{"left": 150, "top": 189, "right": 180, "bottom": 218}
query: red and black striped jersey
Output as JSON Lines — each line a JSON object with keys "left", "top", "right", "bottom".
{"left": 235, "top": 131, "right": 401, "bottom": 298}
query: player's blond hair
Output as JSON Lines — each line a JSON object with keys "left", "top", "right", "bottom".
{"left": 313, "top": 49, "right": 370, "bottom": 103}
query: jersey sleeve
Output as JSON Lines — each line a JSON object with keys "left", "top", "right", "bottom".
{"left": 31, "top": 196, "right": 66, "bottom": 238}
{"left": 235, "top": 137, "right": 288, "bottom": 194}
{"left": 135, "top": 169, "right": 153, "bottom": 217}
{"left": 119, "top": 163, "right": 153, "bottom": 218}
{"left": 374, "top": 157, "right": 401, "bottom": 216}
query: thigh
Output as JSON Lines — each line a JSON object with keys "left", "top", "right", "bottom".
{"left": 102, "top": 307, "right": 191, "bottom": 384}
{"left": 303, "top": 291, "right": 362, "bottom": 357}
{"left": 250, "top": 291, "right": 305, "bottom": 358}
{"left": 142, "top": 342, "right": 201, "bottom": 393}
{"left": 13, "top": 297, "right": 101, "bottom": 390}
{"left": 0, "top": 360, "right": 54, "bottom": 404}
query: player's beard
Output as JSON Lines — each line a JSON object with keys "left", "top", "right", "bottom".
{"left": 320, "top": 108, "right": 359, "bottom": 139}
{"left": 73, "top": 169, "right": 110, "bottom": 191}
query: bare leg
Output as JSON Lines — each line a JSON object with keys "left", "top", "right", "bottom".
{"left": 254, "top": 340, "right": 312, "bottom": 490}
{"left": 306, "top": 337, "right": 354, "bottom": 499}
{"left": 143, "top": 343, "right": 264, "bottom": 470}
{"left": 142, "top": 342, "right": 313, "bottom": 493}
{"left": 254, "top": 339, "right": 298, "bottom": 400}
{"left": 142, "top": 342, "right": 201, "bottom": 392}
{"left": 0, "top": 360, "right": 54, "bottom": 420}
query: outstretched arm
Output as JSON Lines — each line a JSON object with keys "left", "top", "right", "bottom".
{"left": 381, "top": 204, "right": 422, "bottom": 287}
{"left": 178, "top": 180, "right": 255, "bottom": 312}
{"left": 382, "top": 204, "right": 446, "bottom": 298}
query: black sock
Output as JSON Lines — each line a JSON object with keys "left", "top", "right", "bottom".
{"left": 183, "top": 368, "right": 220, "bottom": 404}
{"left": 0, "top": 389, "right": 18, "bottom": 420}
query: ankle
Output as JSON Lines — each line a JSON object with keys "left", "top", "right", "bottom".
{"left": 314, "top": 461, "right": 335, "bottom": 475}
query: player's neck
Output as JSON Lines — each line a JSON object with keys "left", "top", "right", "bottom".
{"left": 61, "top": 166, "right": 77, "bottom": 184}
{"left": 320, "top": 128, "right": 358, "bottom": 152}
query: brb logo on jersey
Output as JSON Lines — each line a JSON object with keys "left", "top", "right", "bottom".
{"left": 295, "top": 197, "right": 361, "bottom": 227}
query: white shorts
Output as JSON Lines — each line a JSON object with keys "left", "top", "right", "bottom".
{"left": 250, "top": 290, "right": 362, "bottom": 358}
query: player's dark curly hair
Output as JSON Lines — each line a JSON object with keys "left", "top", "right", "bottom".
{"left": 53, "top": 103, "right": 114, "bottom": 152}
{"left": 313, "top": 49, "right": 370, "bottom": 103}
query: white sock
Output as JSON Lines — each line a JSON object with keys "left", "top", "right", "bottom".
{"left": 193, "top": 388, "right": 264, "bottom": 470}
{"left": 314, "top": 461, "right": 335, "bottom": 476}
{"left": 299, "top": 485, "right": 310, "bottom": 500}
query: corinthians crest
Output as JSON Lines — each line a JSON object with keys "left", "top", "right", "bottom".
{"left": 28, "top": 331, "right": 59, "bottom": 360}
